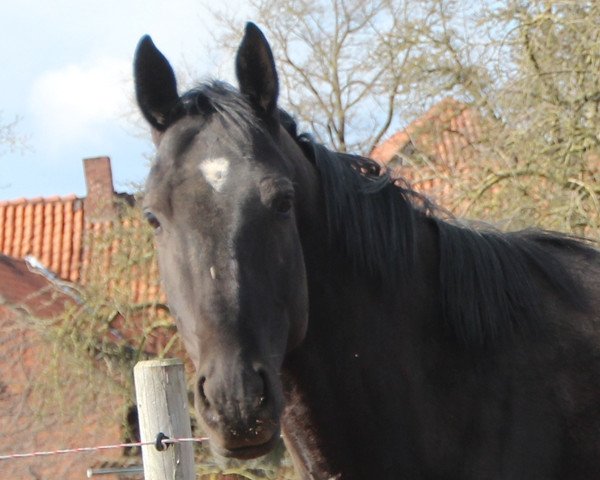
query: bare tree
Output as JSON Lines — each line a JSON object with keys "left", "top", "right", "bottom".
{"left": 213, "top": 0, "right": 457, "bottom": 154}
{"left": 490, "top": 0, "right": 600, "bottom": 235}
{"left": 376, "top": 1, "right": 599, "bottom": 236}
{"left": 213, "top": 0, "right": 598, "bottom": 236}
{"left": 441, "top": 0, "right": 600, "bottom": 235}
{"left": 0, "top": 112, "right": 27, "bottom": 157}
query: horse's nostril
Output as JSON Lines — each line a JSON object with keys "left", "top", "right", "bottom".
{"left": 198, "top": 368, "right": 273, "bottom": 419}
{"left": 198, "top": 376, "right": 210, "bottom": 409}
{"left": 256, "top": 369, "right": 269, "bottom": 409}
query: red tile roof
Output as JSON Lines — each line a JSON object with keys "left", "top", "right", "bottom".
{"left": 370, "top": 98, "right": 481, "bottom": 166}
{"left": 370, "top": 98, "right": 484, "bottom": 207}
{"left": 0, "top": 195, "right": 84, "bottom": 282}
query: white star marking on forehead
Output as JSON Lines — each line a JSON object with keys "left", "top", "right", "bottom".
{"left": 199, "top": 157, "right": 230, "bottom": 192}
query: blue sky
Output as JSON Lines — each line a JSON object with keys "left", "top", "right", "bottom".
{"left": 0, "top": 1, "right": 247, "bottom": 200}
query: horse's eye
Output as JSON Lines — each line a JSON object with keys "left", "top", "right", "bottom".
{"left": 273, "top": 194, "right": 293, "bottom": 217}
{"left": 144, "top": 210, "right": 161, "bottom": 232}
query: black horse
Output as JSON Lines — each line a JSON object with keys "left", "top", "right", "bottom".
{"left": 134, "top": 23, "right": 600, "bottom": 479}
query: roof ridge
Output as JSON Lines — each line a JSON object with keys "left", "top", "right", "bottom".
{"left": 0, "top": 193, "right": 81, "bottom": 206}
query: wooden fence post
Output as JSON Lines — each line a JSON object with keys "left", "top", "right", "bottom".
{"left": 134, "top": 358, "right": 195, "bottom": 480}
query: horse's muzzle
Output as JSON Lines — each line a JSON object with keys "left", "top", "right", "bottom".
{"left": 195, "top": 363, "right": 283, "bottom": 459}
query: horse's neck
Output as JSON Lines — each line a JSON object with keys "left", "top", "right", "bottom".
{"left": 282, "top": 217, "right": 440, "bottom": 478}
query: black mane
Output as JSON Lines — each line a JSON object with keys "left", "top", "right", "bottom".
{"left": 297, "top": 136, "right": 426, "bottom": 284}
{"left": 435, "top": 223, "right": 595, "bottom": 346}
{"left": 292, "top": 132, "right": 597, "bottom": 348}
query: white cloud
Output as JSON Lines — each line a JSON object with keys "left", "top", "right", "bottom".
{"left": 29, "top": 56, "right": 133, "bottom": 154}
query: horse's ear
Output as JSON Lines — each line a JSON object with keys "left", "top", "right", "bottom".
{"left": 235, "top": 23, "right": 279, "bottom": 116}
{"left": 134, "top": 35, "right": 179, "bottom": 132}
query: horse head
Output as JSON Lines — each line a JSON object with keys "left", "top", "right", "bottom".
{"left": 134, "top": 23, "right": 315, "bottom": 459}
